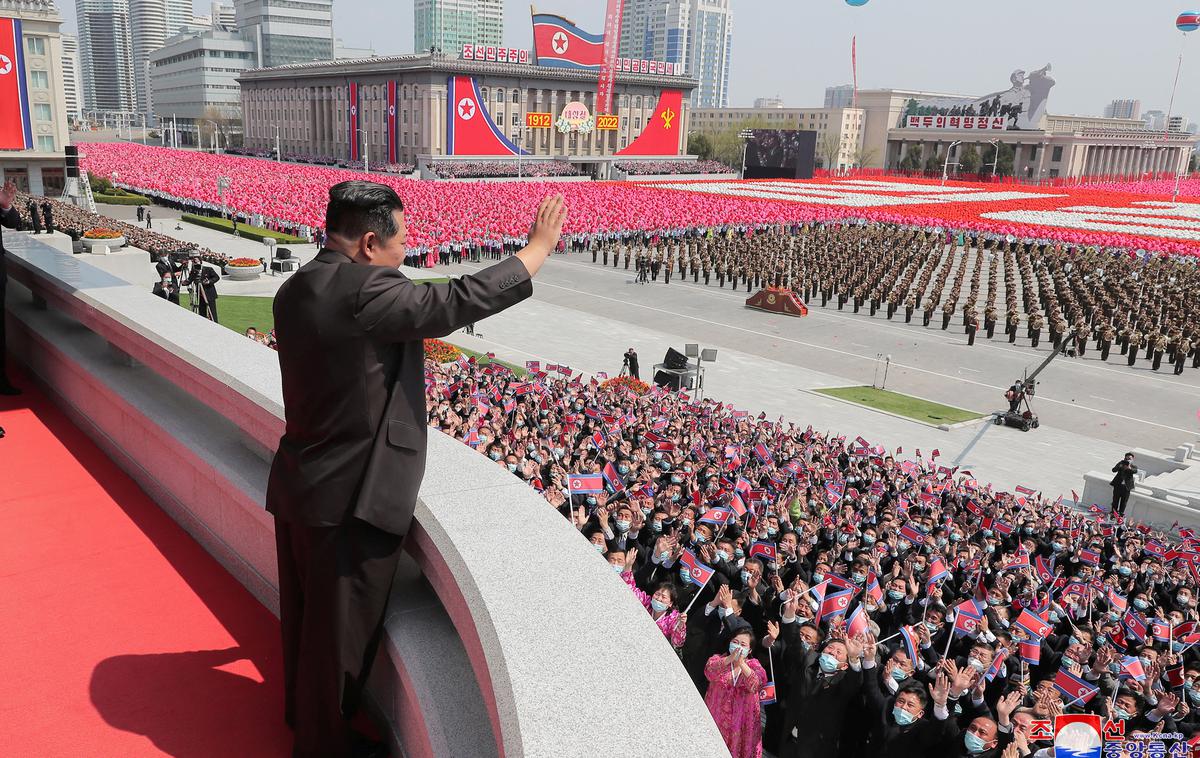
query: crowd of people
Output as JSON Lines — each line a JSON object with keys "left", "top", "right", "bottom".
{"left": 616, "top": 160, "right": 736, "bottom": 176}
{"left": 424, "top": 351, "right": 1200, "bottom": 758}
{"left": 579, "top": 222, "right": 1200, "bottom": 373}
{"left": 426, "top": 160, "right": 581, "bottom": 179}
{"left": 223, "top": 146, "right": 416, "bottom": 176}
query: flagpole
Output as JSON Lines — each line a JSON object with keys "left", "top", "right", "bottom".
{"left": 682, "top": 575, "right": 712, "bottom": 615}
{"left": 941, "top": 610, "right": 957, "bottom": 661}
{"left": 768, "top": 645, "right": 776, "bottom": 684}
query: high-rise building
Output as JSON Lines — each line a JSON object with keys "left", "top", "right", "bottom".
{"left": 1104, "top": 99, "right": 1141, "bottom": 120}
{"left": 1168, "top": 115, "right": 1187, "bottom": 133}
{"left": 824, "top": 84, "right": 854, "bottom": 109}
{"left": 130, "top": 0, "right": 190, "bottom": 120}
{"left": 1143, "top": 109, "right": 1166, "bottom": 131}
{"left": 211, "top": 2, "right": 236, "bottom": 31}
{"left": 620, "top": 0, "right": 732, "bottom": 108}
{"left": 753, "top": 97, "right": 784, "bottom": 109}
{"left": 0, "top": 0, "right": 72, "bottom": 195}
{"left": 414, "top": 0, "right": 503, "bottom": 55}
{"left": 150, "top": 29, "right": 255, "bottom": 146}
{"left": 234, "top": 0, "right": 333, "bottom": 68}
{"left": 75, "top": 0, "right": 135, "bottom": 112}
{"left": 61, "top": 33, "right": 83, "bottom": 122}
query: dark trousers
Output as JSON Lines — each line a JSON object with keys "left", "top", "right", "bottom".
{"left": 275, "top": 517, "right": 405, "bottom": 758}
{"left": 1128, "top": 349, "right": 1138, "bottom": 366}
{"left": 0, "top": 269, "right": 8, "bottom": 385}
{"left": 967, "top": 325, "right": 977, "bottom": 345}
{"left": 1112, "top": 487, "right": 1131, "bottom": 516}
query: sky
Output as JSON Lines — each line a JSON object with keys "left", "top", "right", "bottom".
{"left": 56, "top": 0, "right": 1200, "bottom": 122}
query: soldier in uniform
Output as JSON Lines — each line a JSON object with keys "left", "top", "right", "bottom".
{"left": 1174, "top": 333, "right": 1190, "bottom": 375}
{"left": 966, "top": 310, "right": 979, "bottom": 346}
{"left": 1151, "top": 332, "right": 1167, "bottom": 371}
{"left": 984, "top": 305, "right": 997, "bottom": 339}
{"left": 941, "top": 301, "right": 954, "bottom": 330}
{"left": 1028, "top": 310, "right": 1044, "bottom": 348}
{"left": 1127, "top": 330, "right": 1142, "bottom": 367}
{"left": 1007, "top": 309, "right": 1020, "bottom": 344}
{"left": 1099, "top": 322, "right": 1115, "bottom": 362}
{"left": 905, "top": 295, "right": 916, "bottom": 324}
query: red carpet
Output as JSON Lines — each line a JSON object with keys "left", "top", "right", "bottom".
{"left": 0, "top": 367, "right": 292, "bottom": 757}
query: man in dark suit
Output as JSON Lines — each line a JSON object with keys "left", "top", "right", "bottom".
{"left": 1110, "top": 452, "right": 1138, "bottom": 516}
{"left": 266, "top": 181, "right": 565, "bottom": 758}
{"left": 0, "top": 180, "right": 24, "bottom": 396}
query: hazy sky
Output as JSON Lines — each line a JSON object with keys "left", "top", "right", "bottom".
{"left": 57, "top": 0, "right": 1200, "bottom": 121}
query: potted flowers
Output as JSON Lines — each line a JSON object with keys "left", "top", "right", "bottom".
{"left": 81, "top": 227, "right": 125, "bottom": 253}
{"left": 423, "top": 338, "right": 463, "bottom": 364}
{"left": 224, "top": 257, "right": 264, "bottom": 280}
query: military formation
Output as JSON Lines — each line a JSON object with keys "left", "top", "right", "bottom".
{"left": 571, "top": 222, "right": 1200, "bottom": 374}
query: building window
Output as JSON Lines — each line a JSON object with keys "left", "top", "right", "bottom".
{"left": 1029, "top": 145, "right": 1039, "bottom": 160}
{"left": 1051, "top": 146, "right": 1063, "bottom": 162}
{"left": 496, "top": 88, "right": 504, "bottom": 101}
{"left": 25, "top": 36, "right": 46, "bottom": 56}
{"left": 511, "top": 113, "right": 519, "bottom": 126}
{"left": 33, "top": 103, "right": 51, "bottom": 121}
{"left": 30, "top": 70, "right": 49, "bottom": 88}
{"left": 36, "top": 135, "right": 54, "bottom": 151}
{"left": 512, "top": 91, "right": 520, "bottom": 104}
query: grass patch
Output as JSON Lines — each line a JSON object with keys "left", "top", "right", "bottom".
{"left": 181, "top": 213, "right": 310, "bottom": 244}
{"left": 814, "top": 386, "right": 982, "bottom": 425}
{"left": 94, "top": 193, "right": 150, "bottom": 206}
{"left": 179, "top": 281, "right": 527, "bottom": 375}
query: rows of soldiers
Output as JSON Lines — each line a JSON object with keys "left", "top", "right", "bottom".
{"left": 575, "top": 222, "right": 1200, "bottom": 374}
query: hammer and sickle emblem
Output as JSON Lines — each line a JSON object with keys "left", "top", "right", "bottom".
{"left": 661, "top": 106, "right": 676, "bottom": 129}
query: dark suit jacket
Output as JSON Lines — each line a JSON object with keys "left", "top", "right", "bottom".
{"left": 266, "top": 250, "right": 532, "bottom": 536}
{"left": 1111, "top": 461, "right": 1137, "bottom": 490}
{"left": 0, "top": 204, "right": 22, "bottom": 281}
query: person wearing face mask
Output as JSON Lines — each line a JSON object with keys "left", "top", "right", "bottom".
{"left": 942, "top": 715, "right": 1007, "bottom": 757}
{"left": 703, "top": 627, "right": 766, "bottom": 758}
{"left": 859, "top": 677, "right": 955, "bottom": 758}
{"left": 775, "top": 608, "right": 865, "bottom": 758}
{"left": 622, "top": 579, "right": 688, "bottom": 649}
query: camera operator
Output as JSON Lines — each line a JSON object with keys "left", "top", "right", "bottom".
{"left": 1110, "top": 452, "right": 1138, "bottom": 516}
{"left": 622, "top": 347, "right": 640, "bottom": 380}
{"left": 153, "top": 251, "right": 184, "bottom": 304}
{"left": 1004, "top": 377, "right": 1024, "bottom": 413}
{"left": 183, "top": 254, "right": 221, "bottom": 322}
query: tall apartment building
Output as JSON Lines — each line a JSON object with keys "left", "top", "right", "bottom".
{"left": 211, "top": 2, "right": 236, "bottom": 31}
{"left": 413, "top": 0, "right": 503, "bottom": 54}
{"left": 234, "top": 0, "right": 333, "bottom": 68}
{"left": 1104, "top": 99, "right": 1141, "bottom": 120}
{"left": 619, "top": 0, "right": 732, "bottom": 108}
{"left": 0, "top": 0, "right": 72, "bottom": 195}
{"left": 824, "top": 84, "right": 854, "bottom": 108}
{"left": 130, "top": 0, "right": 191, "bottom": 119}
{"left": 150, "top": 28, "right": 255, "bottom": 146}
{"left": 61, "top": 32, "right": 83, "bottom": 121}
{"left": 75, "top": 0, "right": 135, "bottom": 111}
{"left": 753, "top": 96, "right": 784, "bottom": 109}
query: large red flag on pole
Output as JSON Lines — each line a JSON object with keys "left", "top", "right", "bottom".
{"left": 851, "top": 36, "right": 858, "bottom": 109}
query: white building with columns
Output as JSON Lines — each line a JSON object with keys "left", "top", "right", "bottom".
{"left": 855, "top": 88, "right": 1197, "bottom": 180}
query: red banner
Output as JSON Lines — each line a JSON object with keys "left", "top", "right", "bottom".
{"left": 386, "top": 80, "right": 397, "bottom": 164}
{"left": 0, "top": 17, "right": 32, "bottom": 150}
{"left": 347, "top": 81, "right": 359, "bottom": 161}
{"left": 616, "top": 90, "right": 683, "bottom": 156}
{"left": 597, "top": 0, "right": 624, "bottom": 115}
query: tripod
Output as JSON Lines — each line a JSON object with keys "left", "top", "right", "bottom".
{"left": 635, "top": 262, "right": 649, "bottom": 285}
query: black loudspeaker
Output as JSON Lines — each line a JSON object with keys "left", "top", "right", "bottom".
{"left": 663, "top": 347, "right": 689, "bottom": 370}
{"left": 654, "top": 370, "right": 681, "bottom": 390}
{"left": 65, "top": 145, "right": 79, "bottom": 178}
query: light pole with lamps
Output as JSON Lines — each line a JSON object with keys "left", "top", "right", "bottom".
{"left": 216, "top": 176, "right": 232, "bottom": 222}
{"left": 986, "top": 138, "right": 1000, "bottom": 179}
{"left": 204, "top": 120, "right": 220, "bottom": 153}
{"left": 356, "top": 128, "right": 370, "bottom": 173}
{"left": 738, "top": 129, "right": 754, "bottom": 179}
{"left": 941, "top": 140, "right": 963, "bottom": 185}
{"left": 274, "top": 124, "right": 282, "bottom": 161}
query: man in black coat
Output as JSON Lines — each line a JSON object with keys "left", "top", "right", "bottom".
{"left": 25, "top": 199, "right": 41, "bottom": 233}
{"left": 39, "top": 201, "right": 54, "bottom": 235}
{"left": 0, "top": 180, "right": 24, "bottom": 395}
{"left": 265, "top": 181, "right": 566, "bottom": 757}
{"left": 778, "top": 604, "right": 866, "bottom": 758}
{"left": 1110, "top": 452, "right": 1138, "bottom": 516}
{"left": 623, "top": 347, "right": 640, "bottom": 379}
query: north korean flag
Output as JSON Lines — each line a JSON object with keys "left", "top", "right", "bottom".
{"left": 748, "top": 541, "right": 777, "bottom": 563}
{"left": 1107, "top": 589, "right": 1127, "bottom": 613}
{"left": 1122, "top": 609, "right": 1148, "bottom": 643}
{"left": 1145, "top": 540, "right": 1169, "bottom": 558}
{"left": 991, "top": 518, "right": 1014, "bottom": 536}
{"left": 964, "top": 499, "right": 985, "bottom": 518}
{"left": 1034, "top": 554, "right": 1056, "bottom": 584}
{"left": 1014, "top": 610, "right": 1053, "bottom": 641}
{"left": 864, "top": 573, "right": 883, "bottom": 605}
{"left": 699, "top": 508, "right": 733, "bottom": 527}
{"left": 446, "top": 75, "right": 526, "bottom": 156}
{"left": 589, "top": 430, "right": 607, "bottom": 450}
{"left": 1019, "top": 640, "right": 1041, "bottom": 665}
{"left": 953, "top": 608, "right": 981, "bottom": 638}
{"left": 1053, "top": 668, "right": 1099, "bottom": 704}
{"left": 1150, "top": 619, "right": 1173, "bottom": 644}
{"left": 602, "top": 461, "right": 626, "bottom": 494}
{"left": 679, "top": 549, "right": 715, "bottom": 587}
{"left": 898, "top": 625, "right": 920, "bottom": 665}
{"left": 759, "top": 681, "right": 777, "bottom": 706}
{"left": 845, "top": 604, "right": 870, "bottom": 638}
{"left": 926, "top": 557, "right": 951, "bottom": 587}
{"left": 532, "top": 13, "right": 604, "bottom": 71}
{"left": 820, "top": 589, "right": 854, "bottom": 620}
{"left": 898, "top": 522, "right": 925, "bottom": 547}
{"left": 984, "top": 648, "right": 1008, "bottom": 682}
{"left": 1078, "top": 548, "right": 1100, "bottom": 567}
{"left": 0, "top": 18, "right": 31, "bottom": 150}
{"left": 568, "top": 473, "right": 605, "bottom": 494}
{"left": 1119, "top": 655, "right": 1146, "bottom": 682}
{"left": 753, "top": 442, "right": 773, "bottom": 465}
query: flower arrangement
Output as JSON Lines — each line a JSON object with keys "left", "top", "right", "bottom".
{"left": 226, "top": 257, "right": 262, "bottom": 267}
{"left": 424, "top": 338, "right": 463, "bottom": 364}
{"left": 601, "top": 375, "right": 650, "bottom": 395}
{"left": 82, "top": 228, "right": 122, "bottom": 239}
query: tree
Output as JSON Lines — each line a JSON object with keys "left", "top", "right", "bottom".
{"left": 1190, "top": 152, "right": 1197, "bottom": 173}
{"left": 958, "top": 144, "right": 981, "bottom": 174}
{"left": 899, "top": 144, "right": 924, "bottom": 172}
{"left": 853, "top": 144, "right": 880, "bottom": 170}
{"left": 818, "top": 132, "right": 841, "bottom": 170}
{"left": 980, "top": 142, "right": 1015, "bottom": 177}
{"left": 709, "top": 116, "right": 772, "bottom": 170}
{"left": 924, "top": 151, "right": 945, "bottom": 174}
{"left": 199, "top": 105, "right": 241, "bottom": 151}
{"left": 687, "top": 132, "right": 714, "bottom": 160}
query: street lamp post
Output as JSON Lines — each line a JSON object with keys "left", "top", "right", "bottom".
{"left": 216, "top": 176, "right": 232, "bottom": 222}
{"left": 941, "top": 140, "right": 963, "bottom": 185}
{"left": 356, "top": 128, "right": 370, "bottom": 173}
{"left": 205, "top": 120, "right": 220, "bottom": 153}
{"left": 274, "top": 124, "right": 281, "bottom": 161}
{"left": 987, "top": 139, "right": 1000, "bottom": 179}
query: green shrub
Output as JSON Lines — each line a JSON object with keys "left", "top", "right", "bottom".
{"left": 94, "top": 193, "right": 150, "bottom": 206}
{"left": 181, "top": 213, "right": 308, "bottom": 244}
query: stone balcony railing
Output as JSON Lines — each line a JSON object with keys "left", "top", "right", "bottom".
{"left": 3, "top": 232, "right": 730, "bottom": 758}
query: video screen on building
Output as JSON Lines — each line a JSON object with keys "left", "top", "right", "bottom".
{"left": 745, "top": 129, "right": 816, "bottom": 179}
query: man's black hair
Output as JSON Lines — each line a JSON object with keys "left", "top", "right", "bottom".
{"left": 325, "top": 181, "right": 404, "bottom": 242}
{"left": 896, "top": 682, "right": 928, "bottom": 711}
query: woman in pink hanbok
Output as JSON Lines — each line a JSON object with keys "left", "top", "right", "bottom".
{"left": 621, "top": 574, "right": 687, "bottom": 649}
{"left": 704, "top": 628, "right": 766, "bottom": 758}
